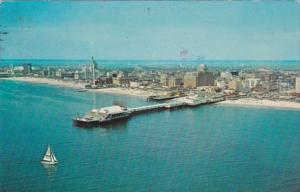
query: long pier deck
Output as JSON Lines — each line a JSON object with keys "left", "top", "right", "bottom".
{"left": 73, "top": 96, "right": 224, "bottom": 127}
{"left": 129, "top": 96, "right": 224, "bottom": 115}
{"left": 129, "top": 101, "right": 186, "bottom": 115}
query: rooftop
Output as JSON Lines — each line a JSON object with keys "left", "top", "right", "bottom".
{"left": 93, "top": 105, "right": 127, "bottom": 115}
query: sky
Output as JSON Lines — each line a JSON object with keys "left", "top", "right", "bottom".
{"left": 0, "top": 1, "right": 299, "bottom": 60}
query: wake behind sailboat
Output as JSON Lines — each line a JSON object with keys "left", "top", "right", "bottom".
{"left": 41, "top": 145, "right": 58, "bottom": 165}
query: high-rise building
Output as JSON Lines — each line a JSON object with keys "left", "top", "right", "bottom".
{"left": 296, "top": 77, "right": 300, "bottom": 93}
{"left": 92, "top": 57, "right": 97, "bottom": 70}
{"left": 91, "top": 57, "right": 97, "bottom": 82}
{"left": 198, "top": 72, "right": 214, "bottom": 86}
{"left": 55, "top": 69, "right": 62, "bottom": 78}
{"left": 184, "top": 71, "right": 215, "bottom": 88}
{"left": 244, "top": 78, "right": 260, "bottom": 89}
{"left": 168, "top": 77, "right": 183, "bottom": 88}
{"left": 183, "top": 73, "right": 198, "bottom": 88}
{"left": 74, "top": 70, "right": 79, "bottom": 80}
{"left": 160, "top": 74, "right": 169, "bottom": 87}
{"left": 47, "top": 66, "right": 51, "bottom": 78}
{"left": 23, "top": 63, "right": 32, "bottom": 74}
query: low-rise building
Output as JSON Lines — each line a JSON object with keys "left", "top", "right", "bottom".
{"left": 220, "top": 72, "right": 232, "bottom": 80}
{"left": 113, "top": 76, "right": 138, "bottom": 87}
{"left": 55, "top": 69, "right": 74, "bottom": 79}
{"left": 0, "top": 71, "right": 10, "bottom": 78}
{"left": 130, "top": 81, "right": 139, "bottom": 88}
{"left": 228, "top": 79, "right": 242, "bottom": 91}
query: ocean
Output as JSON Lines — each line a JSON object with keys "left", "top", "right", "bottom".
{"left": 1, "top": 80, "right": 300, "bottom": 191}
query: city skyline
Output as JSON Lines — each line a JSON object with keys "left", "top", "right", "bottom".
{"left": 0, "top": 1, "right": 300, "bottom": 60}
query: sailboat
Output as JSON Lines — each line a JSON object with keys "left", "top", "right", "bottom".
{"left": 41, "top": 145, "right": 58, "bottom": 165}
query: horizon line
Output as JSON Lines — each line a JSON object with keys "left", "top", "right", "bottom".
{"left": 1, "top": 58, "right": 300, "bottom": 62}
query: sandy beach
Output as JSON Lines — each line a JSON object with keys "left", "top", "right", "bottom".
{"left": 3, "top": 77, "right": 300, "bottom": 110}
{"left": 2, "top": 77, "right": 156, "bottom": 98}
{"left": 4, "top": 77, "right": 85, "bottom": 88}
{"left": 219, "top": 98, "right": 300, "bottom": 110}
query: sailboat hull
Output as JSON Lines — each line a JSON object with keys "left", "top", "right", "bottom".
{"left": 41, "top": 160, "right": 58, "bottom": 165}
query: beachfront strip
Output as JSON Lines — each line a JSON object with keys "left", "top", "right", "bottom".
{"left": 1, "top": 59, "right": 300, "bottom": 110}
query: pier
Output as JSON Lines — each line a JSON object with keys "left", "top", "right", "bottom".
{"left": 73, "top": 95, "right": 225, "bottom": 127}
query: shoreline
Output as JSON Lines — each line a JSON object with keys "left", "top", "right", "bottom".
{"left": 1, "top": 77, "right": 156, "bottom": 98}
{"left": 218, "top": 98, "right": 300, "bottom": 111}
{"left": 2, "top": 77, "right": 300, "bottom": 110}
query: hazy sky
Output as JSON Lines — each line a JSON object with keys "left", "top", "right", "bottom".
{"left": 0, "top": 1, "right": 300, "bottom": 60}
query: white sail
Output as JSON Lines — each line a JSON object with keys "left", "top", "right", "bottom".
{"left": 51, "top": 150, "right": 58, "bottom": 162}
{"left": 41, "top": 145, "right": 58, "bottom": 164}
{"left": 43, "top": 146, "right": 52, "bottom": 162}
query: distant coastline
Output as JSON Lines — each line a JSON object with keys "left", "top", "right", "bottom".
{"left": 0, "top": 59, "right": 299, "bottom": 70}
{"left": 2, "top": 77, "right": 157, "bottom": 98}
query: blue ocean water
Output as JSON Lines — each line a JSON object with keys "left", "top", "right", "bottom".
{"left": 1, "top": 80, "right": 300, "bottom": 191}
{"left": 0, "top": 59, "right": 300, "bottom": 70}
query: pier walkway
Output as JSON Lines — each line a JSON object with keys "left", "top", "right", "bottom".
{"left": 129, "top": 101, "right": 186, "bottom": 114}
{"left": 128, "top": 96, "right": 224, "bottom": 115}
